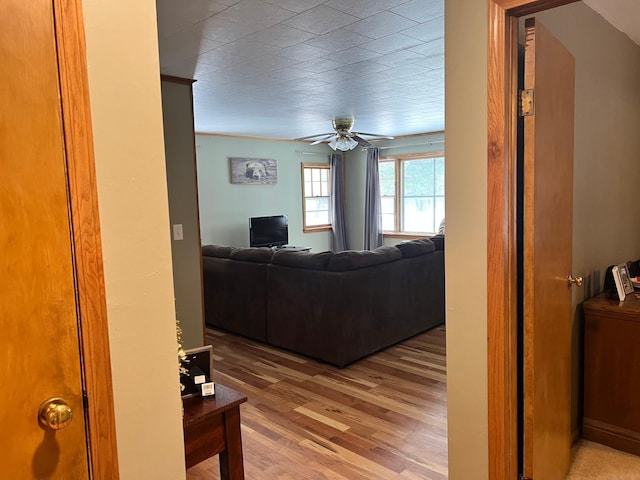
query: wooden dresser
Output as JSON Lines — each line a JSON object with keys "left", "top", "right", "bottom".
{"left": 582, "top": 292, "right": 640, "bottom": 455}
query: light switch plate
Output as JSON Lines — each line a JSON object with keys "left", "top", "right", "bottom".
{"left": 173, "top": 224, "right": 183, "bottom": 241}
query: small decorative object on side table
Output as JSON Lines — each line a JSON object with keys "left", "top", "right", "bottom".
{"left": 176, "top": 319, "right": 188, "bottom": 395}
{"left": 180, "top": 345, "right": 214, "bottom": 399}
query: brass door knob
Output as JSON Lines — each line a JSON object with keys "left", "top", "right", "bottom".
{"left": 38, "top": 398, "right": 73, "bottom": 431}
{"left": 568, "top": 275, "right": 583, "bottom": 287}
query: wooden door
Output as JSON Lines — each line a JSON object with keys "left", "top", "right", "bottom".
{"left": 522, "top": 17, "right": 575, "bottom": 480}
{"left": 0, "top": 0, "right": 90, "bottom": 477}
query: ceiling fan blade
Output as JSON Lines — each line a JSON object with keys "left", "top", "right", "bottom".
{"left": 309, "top": 135, "right": 334, "bottom": 145}
{"left": 297, "top": 120, "right": 395, "bottom": 147}
{"left": 352, "top": 135, "right": 372, "bottom": 147}
{"left": 310, "top": 134, "right": 337, "bottom": 145}
{"left": 295, "top": 132, "right": 334, "bottom": 141}
{"left": 353, "top": 131, "right": 395, "bottom": 140}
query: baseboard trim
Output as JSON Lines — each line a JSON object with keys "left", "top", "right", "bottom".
{"left": 583, "top": 417, "right": 640, "bottom": 456}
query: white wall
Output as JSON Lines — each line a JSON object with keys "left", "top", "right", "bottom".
{"left": 445, "top": 1, "right": 489, "bottom": 478}
{"left": 83, "top": 0, "right": 186, "bottom": 478}
{"left": 79, "top": 2, "right": 640, "bottom": 479}
{"left": 196, "top": 135, "right": 332, "bottom": 252}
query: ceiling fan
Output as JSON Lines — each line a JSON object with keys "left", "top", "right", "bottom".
{"left": 295, "top": 118, "right": 394, "bottom": 151}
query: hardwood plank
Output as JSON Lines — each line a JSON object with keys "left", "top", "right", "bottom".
{"left": 188, "top": 326, "right": 448, "bottom": 479}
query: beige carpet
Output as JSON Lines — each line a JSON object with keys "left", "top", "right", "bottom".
{"left": 566, "top": 440, "right": 640, "bottom": 479}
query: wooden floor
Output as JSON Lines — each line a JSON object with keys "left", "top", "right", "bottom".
{"left": 187, "top": 326, "right": 448, "bottom": 480}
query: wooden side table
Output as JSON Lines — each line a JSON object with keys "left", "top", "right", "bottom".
{"left": 183, "top": 384, "right": 248, "bottom": 479}
{"left": 582, "top": 292, "right": 640, "bottom": 456}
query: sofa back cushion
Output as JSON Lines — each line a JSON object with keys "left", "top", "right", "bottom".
{"left": 202, "top": 244, "right": 235, "bottom": 258}
{"left": 395, "top": 238, "right": 436, "bottom": 258}
{"left": 202, "top": 254, "right": 269, "bottom": 342}
{"left": 229, "top": 247, "right": 274, "bottom": 263}
{"left": 430, "top": 234, "right": 445, "bottom": 251}
{"left": 272, "top": 250, "right": 333, "bottom": 270}
{"left": 326, "top": 245, "right": 402, "bottom": 272}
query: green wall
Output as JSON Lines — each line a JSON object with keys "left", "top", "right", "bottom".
{"left": 195, "top": 135, "right": 332, "bottom": 252}
{"left": 161, "top": 79, "right": 204, "bottom": 350}
{"left": 196, "top": 133, "right": 446, "bottom": 253}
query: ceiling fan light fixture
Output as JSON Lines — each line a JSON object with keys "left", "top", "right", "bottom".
{"left": 297, "top": 117, "right": 390, "bottom": 150}
{"left": 329, "top": 135, "right": 358, "bottom": 151}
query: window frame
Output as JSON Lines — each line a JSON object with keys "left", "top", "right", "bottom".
{"left": 301, "top": 162, "right": 332, "bottom": 233}
{"left": 379, "top": 152, "right": 445, "bottom": 238}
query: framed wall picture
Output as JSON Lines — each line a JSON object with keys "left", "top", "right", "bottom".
{"left": 180, "top": 345, "right": 213, "bottom": 398}
{"left": 229, "top": 157, "right": 278, "bottom": 184}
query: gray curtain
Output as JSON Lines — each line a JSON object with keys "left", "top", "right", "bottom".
{"left": 329, "top": 153, "right": 348, "bottom": 251}
{"left": 363, "top": 147, "right": 383, "bottom": 249}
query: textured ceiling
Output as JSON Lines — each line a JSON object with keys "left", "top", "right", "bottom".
{"left": 156, "top": 0, "right": 444, "bottom": 139}
{"left": 156, "top": 0, "right": 640, "bottom": 141}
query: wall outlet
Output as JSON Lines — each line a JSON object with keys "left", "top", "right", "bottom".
{"left": 173, "top": 224, "right": 184, "bottom": 241}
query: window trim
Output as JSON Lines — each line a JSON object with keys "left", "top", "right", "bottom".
{"left": 301, "top": 162, "right": 331, "bottom": 233}
{"left": 380, "top": 151, "right": 445, "bottom": 236}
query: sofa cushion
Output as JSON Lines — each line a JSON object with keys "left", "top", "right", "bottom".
{"left": 430, "top": 235, "right": 445, "bottom": 251}
{"left": 229, "top": 247, "right": 274, "bottom": 263}
{"left": 272, "top": 250, "right": 333, "bottom": 270}
{"left": 396, "top": 238, "right": 436, "bottom": 258}
{"left": 326, "top": 245, "right": 402, "bottom": 272}
{"left": 202, "top": 244, "right": 235, "bottom": 258}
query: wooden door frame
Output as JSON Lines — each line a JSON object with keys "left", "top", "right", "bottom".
{"left": 54, "top": 0, "right": 119, "bottom": 477}
{"left": 486, "top": 1, "right": 578, "bottom": 479}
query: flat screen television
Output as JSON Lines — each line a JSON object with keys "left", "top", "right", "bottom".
{"left": 249, "top": 214, "right": 288, "bottom": 248}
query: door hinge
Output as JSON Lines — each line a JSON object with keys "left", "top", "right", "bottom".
{"left": 82, "top": 392, "right": 89, "bottom": 409}
{"left": 519, "top": 88, "right": 534, "bottom": 116}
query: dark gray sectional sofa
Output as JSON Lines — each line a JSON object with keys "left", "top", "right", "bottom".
{"left": 201, "top": 237, "right": 445, "bottom": 367}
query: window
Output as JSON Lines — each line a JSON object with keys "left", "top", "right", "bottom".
{"left": 301, "top": 163, "right": 331, "bottom": 231}
{"left": 379, "top": 153, "right": 445, "bottom": 235}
